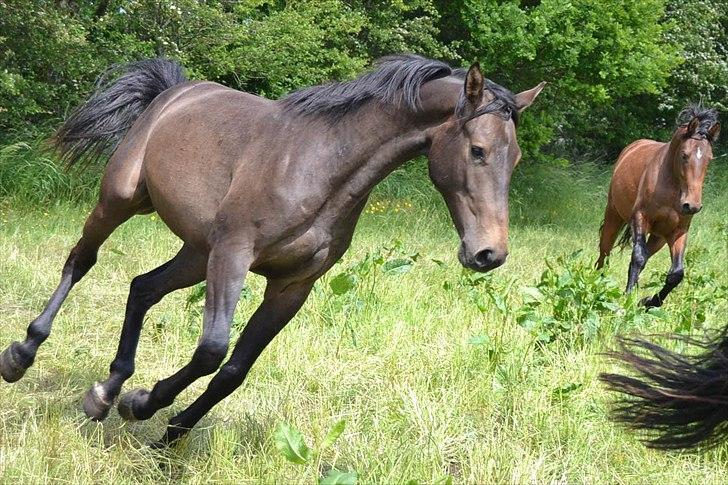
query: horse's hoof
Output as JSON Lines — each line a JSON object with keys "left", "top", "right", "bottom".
{"left": 0, "top": 342, "right": 27, "bottom": 383}
{"left": 640, "top": 296, "right": 662, "bottom": 309}
{"left": 118, "top": 388, "right": 149, "bottom": 422}
{"left": 83, "top": 383, "right": 113, "bottom": 421}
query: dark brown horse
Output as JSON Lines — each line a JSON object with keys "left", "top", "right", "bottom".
{"left": 0, "top": 56, "right": 544, "bottom": 445}
{"left": 596, "top": 105, "right": 720, "bottom": 307}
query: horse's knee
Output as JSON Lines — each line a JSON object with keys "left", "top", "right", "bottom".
{"left": 193, "top": 341, "right": 228, "bottom": 375}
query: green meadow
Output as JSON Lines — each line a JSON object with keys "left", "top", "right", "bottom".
{"left": 0, "top": 148, "right": 727, "bottom": 483}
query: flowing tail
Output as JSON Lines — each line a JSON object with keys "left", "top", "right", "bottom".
{"left": 600, "top": 327, "right": 728, "bottom": 449}
{"left": 53, "top": 58, "right": 187, "bottom": 167}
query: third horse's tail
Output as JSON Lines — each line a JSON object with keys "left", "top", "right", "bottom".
{"left": 53, "top": 58, "right": 187, "bottom": 168}
{"left": 600, "top": 326, "right": 728, "bottom": 449}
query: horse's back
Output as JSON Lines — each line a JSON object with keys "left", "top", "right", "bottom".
{"left": 609, "top": 139, "right": 664, "bottom": 221}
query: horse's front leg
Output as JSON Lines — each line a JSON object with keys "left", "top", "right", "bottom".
{"left": 117, "top": 236, "right": 252, "bottom": 421}
{"left": 626, "top": 213, "right": 650, "bottom": 293}
{"left": 642, "top": 232, "right": 686, "bottom": 308}
{"left": 156, "top": 277, "right": 315, "bottom": 446}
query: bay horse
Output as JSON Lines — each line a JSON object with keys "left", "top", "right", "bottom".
{"left": 596, "top": 105, "right": 720, "bottom": 307}
{"left": 600, "top": 325, "right": 728, "bottom": 449}
{"left": 0, "top": 55, "right": 544, "bottom": 445}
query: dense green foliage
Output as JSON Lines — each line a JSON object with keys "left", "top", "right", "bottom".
{"left": 1, "top": 0, "right": 726, "bottom": 159}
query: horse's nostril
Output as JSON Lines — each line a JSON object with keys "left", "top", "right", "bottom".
{"left": 682, "top": 202, "right": 702, "bottom": 214}
{"left": 474, "top": 249, "right": 494, "bottom": 268}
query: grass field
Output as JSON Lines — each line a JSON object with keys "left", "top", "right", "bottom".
{"left": 0, "top": 153, "right": 727, "bottom": 483}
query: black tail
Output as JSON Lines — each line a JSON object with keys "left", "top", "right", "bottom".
{"left": 600, "top": 328, "right": 728, "bottom": 450}
{"left": 54, "top": 59, "right": 187, "bottom": 167}
{"left": 616, "top": 225, "right": 631, "bottom": 250}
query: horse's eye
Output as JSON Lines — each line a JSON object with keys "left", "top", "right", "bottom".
{"left": 471, "top": 146, "right": 485, "bottom": 161}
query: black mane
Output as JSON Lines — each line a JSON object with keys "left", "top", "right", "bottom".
{"left": 677, "top": 104, "right": 719, "bottom": 141}
{"left": 452, "top": 69, "right": 520, "bottom": 127}
{"left": 279, "top": 54, "right": 518, "bottom": 124}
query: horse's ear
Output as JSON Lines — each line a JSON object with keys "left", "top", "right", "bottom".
{"left": 708, "top": 122, "right": 721, "bottom": 143}
{"left": 686, "top": 117, "right": 700, "bottom": 137}
{"left": 515, "top": 81, "right": 546, "bottom": 112}
{"left": 463, "top": 62, "right": 485, "bottom": 110}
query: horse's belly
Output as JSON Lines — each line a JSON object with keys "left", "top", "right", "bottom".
{"left": 252, "top": 228, "right": 332, "bottom": 279}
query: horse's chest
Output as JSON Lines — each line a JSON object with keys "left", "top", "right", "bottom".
{"left": 649, "top": 208, "right": 682, "bottom": 237}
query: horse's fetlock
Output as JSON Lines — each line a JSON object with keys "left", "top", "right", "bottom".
{"left": 27, "top": 321, "right": 50, "bottom": 343}
{"left": 110, "top": 361, "right": 134, "bottom": 380}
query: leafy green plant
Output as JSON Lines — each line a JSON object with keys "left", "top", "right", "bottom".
{"left": 517, "top": 251, "right": 629, "bottom": 346}
{"left": 274, "top": 420, "right": 356, "bottom": 485}
{"left": 671, "top": 246, "right": 728, "bottom": 333}
{"left": 325, "top": 240, "right": 419, "bottom": 347}
{"left": 329, "top": 239, "right": 420, "bottom": 298}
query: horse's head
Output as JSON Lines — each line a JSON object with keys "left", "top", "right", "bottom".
{"left": 426, "top": 64, "right": 544, "bottom": 272}
{"left": 673, "top": 106, "right": 720, "bottom": 215}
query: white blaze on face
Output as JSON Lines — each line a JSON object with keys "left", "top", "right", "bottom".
{"left": 696, "top": 147, "right": 703, "bottom": 160}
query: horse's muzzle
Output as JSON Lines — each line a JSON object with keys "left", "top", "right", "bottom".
{"left": 681, "top": 202, "right": 702, "bottom": 215}
{"left": 459, "top": 244, "right": 507, "bottom": 272}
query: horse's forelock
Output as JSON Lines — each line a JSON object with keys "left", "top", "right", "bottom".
{"left": 677, "top": 104, "right": 719, "bottom": 140}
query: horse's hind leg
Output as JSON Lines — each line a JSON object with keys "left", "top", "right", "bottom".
{"left": 626, "top": 212, "right": 650, "bottom": 293}
{"left": 596, "top": 204, "right": 624, "bottom": 269}
{"left": 83, "top": 244, "right": 207, "bottom": 420}
{"left": 0, "top": 201, "right": 136, "bottom": 382}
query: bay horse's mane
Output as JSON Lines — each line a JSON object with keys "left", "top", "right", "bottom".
{"left": 677, "top": 104, "right": 719, "bottom": 141}
{"left": 279, "top": 54, "right": 519, "bottom": 124}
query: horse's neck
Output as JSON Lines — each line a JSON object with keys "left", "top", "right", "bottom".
{"left": 329, "top": 76, "right": 462, "bottom": 199}
{"left": 658, "top": 134, "right": 683, "bottom": 185}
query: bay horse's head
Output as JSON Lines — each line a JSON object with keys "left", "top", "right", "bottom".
{"left": 673, "top": 106, "right": 720, "bottom": 215}
{"left": 427, "top": 63, "right": 545, "bottom": 272}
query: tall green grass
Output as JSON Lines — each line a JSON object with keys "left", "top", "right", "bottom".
{"left": 0, "top": 141, "right": 727, "bottom": 483}
{"left": 0, "top": 139, "right": 100, "bottom": 204}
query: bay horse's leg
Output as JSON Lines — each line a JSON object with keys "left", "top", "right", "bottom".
{"left": 642, "top": 232, "right": 686, "bottom": 308}
{"left": 117, "top": 238, "right": 252, "bottom": 421}
{"left": 82, "top": 244, "right": 207, "bottom": 421}
{"left": 626, "top": 212, "right": 650, "bottom": 293}
{"left": 155, "top": 278, "right": 314, "bottom": 445}
{"left": 645, "top": 234, "right": 666, "bottom": 259}
{"left": 596, "top": 204, "right": 625, "bottom": 269}
{"left": 0, "top": 201, "right": 135, "bottom": 383}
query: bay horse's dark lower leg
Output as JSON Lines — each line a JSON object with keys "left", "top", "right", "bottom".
{"left": 118, "top": 239, "right": 252, "bottom": 421}
{"left": 596, "top": 204, "right": 624, "bottom": 269}
{"left": 0, "top": 203, "right": 133, "bottom": 382}
{"left": 83, "top": 244, "right": 208, "bottom": 420}
{"left": 156, "top": 278, "right": 315, "bottom": 445}
{"left": 626, "top": 214, "right": 649, "bottom": 293}
{"left": 642, "top": 232, "right": 687, "bottom": 308}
